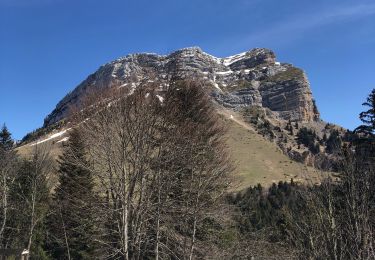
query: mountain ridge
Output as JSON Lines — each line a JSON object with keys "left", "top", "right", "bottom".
{"left": 43, "top": 46, "right": 320, "bottom": 127}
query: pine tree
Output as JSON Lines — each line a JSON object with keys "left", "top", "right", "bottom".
{"left": 356, "top": 88, "right": 375, "bottom": 139}
{"left": 354, "top": 88, "right": 375, "bottom": 160}
{"left": 326, "top": 130, "right": 342, "bottom": 154}
{"left": 0, "top": 124, "right": 14, "bottom": 151}
{"left": 50, "top": 129, "right": 97, "bottom": 259}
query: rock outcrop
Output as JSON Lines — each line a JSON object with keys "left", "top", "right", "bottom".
{"left": 44, "top": 47, "right": 320, "bottom": 126}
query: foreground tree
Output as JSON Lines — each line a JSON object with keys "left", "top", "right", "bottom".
{"left": 0, "top": 125, "right": 17, "bottom": 248}
{"left": 77, "top": 79, "right": 232, "bottom": 259}
{"left": 8, "top": 144, "right": 53, "bottom": 258}
{"left": 356, "top": 88, "right": 375, "bottom": 139}
{"left": 0, "top": 124, "right": 14, "bottom": 150}
{"left": 284, "top": 90, "right": 375, "bottom": 259}
{"left": 48, "top": 129, "right": 97, "bottom": 259}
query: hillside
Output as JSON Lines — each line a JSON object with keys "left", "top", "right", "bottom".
{"left": 221, "top": 109, "right": 321, "bottom": 189}
{"left": 17, "top": 107, "right": 323, "bottom": 190}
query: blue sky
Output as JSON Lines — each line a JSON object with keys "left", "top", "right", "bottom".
{"left": 0, "top": 0, "right": 374, "bottom": 139}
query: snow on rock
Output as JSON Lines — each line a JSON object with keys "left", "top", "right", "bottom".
{"left": 202, "top": 51, "right": 222, "bottom": 64}
{"left": 111, "top": 63, "right": 121, "bottom": 78}
{"left": 213, "top": 82, "right": 222, "bottom": 92}
{"left": 156, "top": 94, "right": 164, "bottom": 103}
{"left": 128, "top": 82, "right": 137, "bottom": 95}
{"left": 30, "top": 128, "right": 71, "bottom": 146}
{"left": 215, "top": 70, "right": 234, "bottom": 76}
{"left": 57, "top": 137, "right": 69, "bottom": 143}
{"left": 222, "top": 52, "right": 248, "bottom": 66}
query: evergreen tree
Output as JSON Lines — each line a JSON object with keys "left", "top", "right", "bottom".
{"left": 49, "top": 129, "right": 97, "bottom": 259}
{"left": 356, "top": 88, "right": 375, "bottom": 139}
{"left": 296, "top": 127, "right": 316, "bottom": 147}
{"left": 354, "top": 88, "right": 375, "bottom": 160}
{"left": 326, "top": 130, "right": 342, "bottom": 154}
{"left": 0, "top": 124, "right": 14, "bottom": 151}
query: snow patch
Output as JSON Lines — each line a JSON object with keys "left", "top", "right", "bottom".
{"left": 156, "top": 94, "right": 164, "bottom": 103}
{"left": 111, "top": 63, "right": 121, "bottom": 78}
{"left": 222, "top": 52, "right": 248, "bottom": 66}
{"left": 30, "top": 128, "right": 71, "bottom": 146}
{"left": 215, "top": 70, "right": 233, "bottom": 76}
{"left": 128, "top": 82, "right": 137, "bottom": 95}
{"left": 202, "top": 52, "right": 222, "bottom": 64}
{"left": 57, "top": 137, "right": 69, "bottom": 143}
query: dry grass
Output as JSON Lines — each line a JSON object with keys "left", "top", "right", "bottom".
{"left": 17, "top": 109, "right": 323, "bottom": 192}
{"left": 221, "top": 110, "right": 322, "bottom": 190}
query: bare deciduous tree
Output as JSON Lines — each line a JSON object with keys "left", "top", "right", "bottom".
{"left": 0, "top": 145, "right": 18, "bottom": 248}
{"left": 74, "top": 79, "right": 233, "bottom": 259}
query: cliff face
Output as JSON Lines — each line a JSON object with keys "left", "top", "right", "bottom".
{"left": 44, "top": 47, "right": 319, "bottom": 126}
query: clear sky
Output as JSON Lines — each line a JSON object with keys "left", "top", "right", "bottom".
{"left": 0, "top": 0, "right": 374, "bottom": 140}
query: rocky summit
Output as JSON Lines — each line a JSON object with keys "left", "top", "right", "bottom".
{"left": 44, "top": 47, "right": 320, "bottom": 126}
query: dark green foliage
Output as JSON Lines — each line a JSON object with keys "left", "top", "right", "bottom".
{"left": 326, "top": 129, "right": 342, "bottom": 154}
{"left": 296, "top": 127, "right": 320, "bottom": 154}
{"left": 356, "top": 88, "right": 375, "bottom": 138}
{"left": 342, "top": 129, "right": 358, "bottom": 143}
{"left": 229, "top": 180, "right": 304, "bottom": 242}
{"left": 312, "top": 99, "right": 319, "bottom": 116}
{"left": 310, "top": 142, "right": 320, "bottom": 154}
{"left": 0, "top": 124, "right": 14, "bottom": 151}
{"left": 354, "top": 88, "right": 375, "bottom": 163}
{"left": 296, "top": 127, "right": 316, "bottom": 147}
{"left": 48, "top": 129, "right": 97, "bottom": 259}
{"left": 20, "top": 120, "right": 65, "bottom": 145}
{"left": 256, "top": 119, "right": 276, "bottom": 139}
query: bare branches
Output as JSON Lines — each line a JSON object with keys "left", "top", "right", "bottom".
{"left": 73, "top": 79, "right": 233, "bottom": 259}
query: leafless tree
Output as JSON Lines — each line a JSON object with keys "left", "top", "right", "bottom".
{"left": 10, "top": 143, "right": 54, "bottom": 255}
{"left": 0, "top": 145, "right": 18, "bottom": 248}
{"left": 285, "top": 148, "right": 375, "bottom": 260}
{"left": 74, "top": 79, "right": 233, "bottom": 259}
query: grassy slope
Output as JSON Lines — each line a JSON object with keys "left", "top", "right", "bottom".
{"left": 222, "top": 110, "right": 321, "bottom": 190}
{"left": 17, "top": 110, "right": 323, "bottom": 191}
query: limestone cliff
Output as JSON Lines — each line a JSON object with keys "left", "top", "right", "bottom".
{"left": 44, "top": 47, "right": 320, "bottom": 126}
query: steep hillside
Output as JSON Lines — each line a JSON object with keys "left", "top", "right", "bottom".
{"left": 18, "top": 109, "right": 323, "bottom": 190}
{"left": 220, "top": 109, "right": 322, "bottom": 189}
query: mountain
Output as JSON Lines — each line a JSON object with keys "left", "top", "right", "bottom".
{"left": 44, "top": 47, "right": 319, "bottom": 127}
{"left": 19, "top": 46, "right": 337, "bottom": 188}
